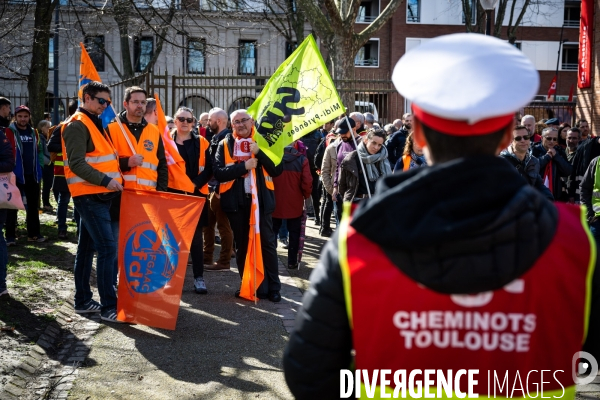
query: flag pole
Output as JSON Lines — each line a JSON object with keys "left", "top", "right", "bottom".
{"left": 344, "top": 116, "right": 371, "bottom": 198}
{"left": 252, "top": 168, "right": 258, "bottom": 305}
{"left": 110, "top": 104, "right": 137, "bottom": 155}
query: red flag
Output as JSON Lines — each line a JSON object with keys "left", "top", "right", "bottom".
{"left": 239, "top": 164, "right": 265, "bottom": 301}
{"left": 568, "top": 83, "right": 575, "bottom": 102}
{"left": 154, "top": 94, "right": 196, "bottom": 193}
{"left": 579, "top": 0, "right": 593, "bottom": 88}
{"left": 116, "top": 189, "right": 204, "bottom": 329}
{"left": 547, "top": 76, "right": 557, "bottom": 101}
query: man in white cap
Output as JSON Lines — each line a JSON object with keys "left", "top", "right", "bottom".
{"left": 283, "top": 33, "right": 599, "bottom": 398}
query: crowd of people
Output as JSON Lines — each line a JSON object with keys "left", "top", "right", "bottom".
{"left": 0, "top": 64, "right": 597, "bottom": 326}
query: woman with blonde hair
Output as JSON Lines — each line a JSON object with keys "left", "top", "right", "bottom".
{"left": 394, "top": 132, "right": 427, "bottom": 172}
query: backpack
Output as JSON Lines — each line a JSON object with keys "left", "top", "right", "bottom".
{"left": 302, "top": 130, "right": 322, "bottom": 172}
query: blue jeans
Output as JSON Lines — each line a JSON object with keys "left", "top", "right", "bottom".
{"left": 54, "top": 189, "right": 71, "bottom": 232}
{"left": 0, "top": 210, "right": 7, "bottom": 292}
{"left": 111, "top": 220, "right": 119, "bottom": 287}
{"left": 73, "top": 194, "right": 117, "bottom": 312}
{"left": 590, "top": 219, "right": 600, "bottom": 246}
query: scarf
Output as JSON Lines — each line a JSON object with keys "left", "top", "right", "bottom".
{"left": 356, "top": 142, "right": 392, "bottom": 181}
{"left": 232, "top": 128, "right": 254, "bottom": 162}
{"left": 409, "top": 151, "right": 427, "bottom": 170}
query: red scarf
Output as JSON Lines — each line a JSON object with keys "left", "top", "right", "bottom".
{"left": 232, "top": 127, "right": 255, "bottom": 162}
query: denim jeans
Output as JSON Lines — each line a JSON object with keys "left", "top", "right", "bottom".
{"left": 111, "top": 220, "right": 119, "bottom": 287}
{"left": 54, "top": 188, "right": 71, "bottom": 232}
{"left": 73, "top": 194, "right": 117, "bottom": 312}
{"left": 589, "top": 220, "right": 600, "bottom": 247}
{"left": 0, "top": 210, "right": 7, "bottom": 292}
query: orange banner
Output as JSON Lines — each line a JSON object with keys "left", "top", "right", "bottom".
{"left": 116, "top": 189, "right": 204, "bottom": 329}
{"left": 239, "top": 167, "right": 265, "bottom": 301}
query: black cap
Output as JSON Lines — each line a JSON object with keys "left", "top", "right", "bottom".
{"left": 335, "top": 118, "right": 356, "bottom": 134}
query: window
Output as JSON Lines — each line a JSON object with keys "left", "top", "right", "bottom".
{"left": 356, "top": 0, "right": 380, "bottom": 23}
{"left": 462, "top": 0, "right": 477, "bottom": 24}
{"left": 354, "top": 39, "right": 379, "bottom": 67}
{"left": 134, "top": 37, "right": 154, "bottom": 72}
{"left": 49, "top": 38, "right": 54, "bottom": 70}
{"left": 407, "top": 0, "right": 420, "bottom": 23}
{"left": 187, "top": 39, "right": 206, "bottom": 74}
{"left": 84, "top": 35, "right": 105, "bottom": 72}
{"left": 239, "top": 40, "right": 257, "bottom": 75}
{"left": 285, "top": 42, "right": 297, "bottom": 58}
{"left": 564, "top": 1, "right": 581, "bottom": 27}
{"left": 561, "top": 44, "right": 578, "bottom": 70}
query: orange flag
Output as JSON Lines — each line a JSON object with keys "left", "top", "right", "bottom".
{"left": 239, "top": 166, "right": 265, "bottom": 301}
{"left": 79, "top": 43, "right": 116, "bottom": 128}
{"left": 116, "top": 189, "right": 204, "bottom": 329}
{"left": 154, "top": 94, "right": 196, "bottom": 193}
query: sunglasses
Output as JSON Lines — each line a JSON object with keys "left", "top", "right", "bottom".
{"left": 177, "top": 117, "right": 194, "bottom": 123}
{"left": 543, "top": 136, "right": 558, "bottom": 142}
{"left": 92, "top": 96, "right": 111, "bottom": 106}
{"left": 514, "top": 135, "right": 530, "bottom": 142}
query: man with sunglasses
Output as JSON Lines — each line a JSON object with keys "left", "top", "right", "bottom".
{"left": 213, "top": 109, "right": 283, "bottom": 302}
{"left": 499, "top": 125, "right": 553, "bottom": 201}
{"left": 62, "top": 81, "right": 124, "bottom": 323}
{"left": 531, "top": 127, "right": 572, "bottom": 201}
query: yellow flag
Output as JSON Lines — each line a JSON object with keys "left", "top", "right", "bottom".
{"left": 247, "top": 35, "right": 344, "bottom": 165}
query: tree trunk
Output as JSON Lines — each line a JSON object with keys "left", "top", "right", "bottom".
{"left": 328, "top": 34, "right": 358, "bottom": 113}
{"left": 114, "top": 0, "right": 134, "bottom": 79}
{"left": 27, "top": 0, "right": 56, "bottom": 126}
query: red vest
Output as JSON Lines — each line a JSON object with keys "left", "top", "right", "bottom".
{"left": 340, "top": 203, "right": 595, "bottom": 398}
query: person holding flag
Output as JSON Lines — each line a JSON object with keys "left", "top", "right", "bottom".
{"left": 213, "top": 109, "right": 283, "bottom": 302}
{"left": 62, "top": 81, "right": 124, "bottom": 323}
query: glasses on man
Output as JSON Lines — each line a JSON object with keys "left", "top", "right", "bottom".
{"left": 177, "top": 117, "right": 194, "bottom": 123}
{"left": 514, "top": 135, "right": 530, "bottom": 142}
{"left": 91, "top": 96, "right": 111, "bottom": 107}
{"left": 543, "top": 136, "right": 558, "bottom": 142}
{"left": 129, "top": 100, "right": 147, "bottom": 106}
{"left": 232, "top": 117, "right": 251, "bottom": 125}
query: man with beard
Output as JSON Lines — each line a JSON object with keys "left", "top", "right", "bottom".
{"left": 5, "top": 105, "right": 45, "bottom": 243}
{"left": 284, "top": 33, "right": 599, "bottom": 398}
{"left": 213, "top": 109, "right": 283, "bottom": 301}
{"left": 203, "top": 107, "right": 235, "bottom": 271}
{"left": 331, "top": 118, "right": 357, "bottom": 222}
{"left": 385, "top": 112, "right": 412, "bottom": 166}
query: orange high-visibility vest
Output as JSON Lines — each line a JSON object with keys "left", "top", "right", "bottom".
{"left": 197, "top": 135, "right": 210, "bottom": 195}
{"left": 61, "top": 112, "right": 123, "bottom": 197}
{"left": 107, "top": 121, "right": 159, "bottom": 191}
{"left": 219, "top": 136, "right": 274, "bottom": 194}
{"left": 402, "top": 154, "right": 410, "bottom": 171}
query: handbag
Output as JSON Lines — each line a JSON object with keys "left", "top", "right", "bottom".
{"left": 0, "top": 173, "right": 25, "bottom": 210}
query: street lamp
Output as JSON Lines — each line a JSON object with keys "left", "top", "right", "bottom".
{"left": 480, "top": 0, "right": 500, "bottom": 36}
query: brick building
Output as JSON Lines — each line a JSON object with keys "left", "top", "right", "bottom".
{"left": 353, "top": 0, "right": 580, "bottom": 115}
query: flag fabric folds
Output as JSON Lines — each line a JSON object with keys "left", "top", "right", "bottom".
{"left": 547, "top": 76, "right": 557, "bottom": 101}
{"left": 116, "top": 189, "right": 204, "bottom": 330}
{"left": 153, "top": 94, "right": 196, "bottom": 193}
{"left": 248, "top": 34, "right": 345, "bottom": 165}
{"left": 239, "top": 167, "right": 265, "bottom": 301}
{"left": 78, "top": 43, "right": 116, "bottom": 128}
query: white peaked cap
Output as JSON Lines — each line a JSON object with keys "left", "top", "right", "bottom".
{"left": 392, "top": 33, "right": 539, "bottom": 136}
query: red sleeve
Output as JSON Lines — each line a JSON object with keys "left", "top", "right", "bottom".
{"left": 301, "top": 157, "right": 313, "bottom": 199}
{"left": 199, "top": 127, "right": 206, "bottom": 138}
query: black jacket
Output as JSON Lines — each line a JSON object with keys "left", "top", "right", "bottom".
{"left": 283, "top": 155, "right": 600, "bottom": 399}
{"left": 385, "top": 128, "right": 408, "bottom": 166}
{"left": 499, "top": 148, "right": 554, "bottom": 201}
{"left": 569, "top": 137, "right": 600, "bottom": 202}
{"left": 213, "top": 133, "right": 283, "bottom": 214}
{"left": 579, "top": 156, "right": 600, "bottom": 222}
{"left": 0, "top": 130, "right": 14, "bottom": 173}
{"left": 208, "top": 128, "right": 231, "bottom": 191}
{"left": 531, "top": 143, "right": 572, "bottom": 201}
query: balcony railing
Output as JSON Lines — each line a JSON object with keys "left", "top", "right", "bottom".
{"left": 563, "top": 19, "right": 580, "bottom": 27}
{"left": 356, "top": 15, "right": 377, "bottom": 23}
{"left": 561, "top": 63, "right": 578, "bottom": 70}
{"left": 355, "top": 59, "right": 379, "bottom": 67}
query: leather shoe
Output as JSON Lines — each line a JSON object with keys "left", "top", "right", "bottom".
{"left": 204, "top": 262, "right": 230, "bottom": 271}
{"left": 288, "top": 263, "right": 299, "bottom": 269}
{"left": 320, "top": 227, "right": 333, "bottom": 237}
{"left": 268, "top": 291, "right": 281, "bottom": 302}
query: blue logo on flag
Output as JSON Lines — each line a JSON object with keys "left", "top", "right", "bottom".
{"left": 124, "top": 222, "right": 179, "bottom": 293}
{"left": 143, "top": 139, "right": 154, "bottom": 151}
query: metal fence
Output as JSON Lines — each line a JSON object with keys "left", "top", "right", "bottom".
{"left": 107, "top": 69, "right": 404, "bottom": 125}
{"left": 520, "top": 101, "right": 577, "bottom": 126}
{"left": 2, "top": 93, "right": 78, "bottom": 125}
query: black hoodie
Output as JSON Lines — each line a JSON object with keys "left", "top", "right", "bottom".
{"left": 283, "top": 155, "right": 600, "bottom": 399}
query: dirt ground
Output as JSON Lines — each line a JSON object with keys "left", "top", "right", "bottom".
{"left": 0, "top": 206, "right": 78, "bottom": 393}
